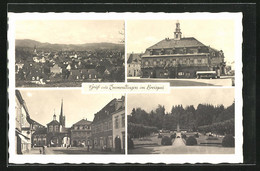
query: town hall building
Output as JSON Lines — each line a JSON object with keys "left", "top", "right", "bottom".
{"left": 141, "top": 21, "right": 226, "bottom": 78}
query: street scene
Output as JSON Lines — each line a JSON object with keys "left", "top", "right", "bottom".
{"left": 127, "top": 88, "right": 235, "bottom": 154}
{"left": 127, "top": 20, "right": 235, "bottom": 86}
{"left": 15, "top": 20, "right": 125, "bottom": 87}
{"left": 15, "top": 89, "right": 125, "bottom": 154}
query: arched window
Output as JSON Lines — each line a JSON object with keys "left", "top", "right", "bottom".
{"left": 32, "top": 77, "right": 35, "bottom": 80}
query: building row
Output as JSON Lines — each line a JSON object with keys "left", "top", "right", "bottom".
{"left": 15, "top": 90, "right": 125, "bottom": 154}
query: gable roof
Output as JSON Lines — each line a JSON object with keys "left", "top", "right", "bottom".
{"left": 127, "top": 53, "right": 141, "bottom": 63}
{"left": 28, "top": 118, "right": 45, "bottom": 127}
{"left": 47, "top": 120, "right": 60, "bottom": 126}
{"left": 33, "top": 128, "right": 47, "bottom": 135}
{"left": 92, "top": 98, "right": 117, "bottom": 123}
{"left": 147, "top": 37, "right": 206, "bottom": 50}
{"left": 73, "top": 119, "right": 92, "bottom": 126}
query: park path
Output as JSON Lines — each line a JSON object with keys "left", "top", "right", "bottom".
{"left": 172, "top": 138, "right": 185, "bottom": 147}
{"left": 172, "top": 132, "right": 185, "bottom": 147}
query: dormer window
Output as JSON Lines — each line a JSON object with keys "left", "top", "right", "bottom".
{"left": 160, "top": 49, "right": 164, "bottom": 55}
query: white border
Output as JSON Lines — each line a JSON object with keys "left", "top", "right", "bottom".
{"left": 8, "top": 12, "right": 243, "bottom": 164}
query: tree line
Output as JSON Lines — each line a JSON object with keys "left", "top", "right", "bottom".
{"left": 128, "top": 102, "right": 234, "bottom": 134}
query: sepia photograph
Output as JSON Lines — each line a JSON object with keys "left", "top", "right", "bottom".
{"left": 8, "top": 12, "right": 244, "bottom": 164}
{"left": 127, "top": 20, "right": 236, "bottom": 86}
{"left": 15, "top": 89, "right": 125, "bottom": 154}
{"left": 15, "top": 20, "right": 125, "bottom": 87}
{"left": 127, "top": 88, "right": 235, "bottom": 154}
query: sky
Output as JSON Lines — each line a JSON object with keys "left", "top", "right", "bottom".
{"left": 127, "top": 88, "right": 234, "bottom": 115}
{"left": 127, "top": 20, "right": 235, "bottom": 64}
{"left": 16, "top": 20, "right": 124, "bottom": 44}
{"left": 19, "top": 89, "right": 123, "bottom": 127}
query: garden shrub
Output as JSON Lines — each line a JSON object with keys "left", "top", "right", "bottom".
{"left": 181, "top": 134, "right": 187, "bottom": 139}
{"left": 186, "top": 136, "right": 197, "bottom": 146}
{"left": 161, "top": 136, "right": 172, "bottom": 146}
{"left": 222, "top": 134, "right": 235, "bottom": 147}
{"left": 128, "top": 138, "right": 134, "bottom": 149}
{"left": 170, "top": 133, "right": 176, "bottom": 139}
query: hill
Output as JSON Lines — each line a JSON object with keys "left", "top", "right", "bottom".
{"left": 15, "top": 39, "right": 124, "bottom": 51}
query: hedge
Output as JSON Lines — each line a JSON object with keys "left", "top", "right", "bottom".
{"left": 186, "top": 136, "right": 197, "bottom": 146}
{"left": 222, "top": 134, "right": 235, "bottom": 147}
{"left": 161, "top": 136, "right": 172, "bottom": 146}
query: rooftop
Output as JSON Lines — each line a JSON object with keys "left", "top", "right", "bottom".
{"left": 73, "top": 119, "right": 92, "bottom": 126}
{"left": 147, "top": 37, "right": 206, "bottom": 50}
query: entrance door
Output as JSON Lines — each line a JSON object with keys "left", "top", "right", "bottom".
{"left": 115, "top": 136, "right": 121, "bottom": 153}
{"left": 169, "top": 68, "right": 175, "bottom": 78}
{"left": 50, "top": 137, "right": 59, "bottom": 147}
{"left": 17, "top": 135, "right": 22, "bottom": 154}
{"left": 152, "top": 70, "right": 156, "bottom": 78}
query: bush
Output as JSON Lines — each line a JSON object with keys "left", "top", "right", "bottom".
{"left": 186, "top": 136, "right": 197, "bottom": 146}
{"left": 170, "top": 133, "right": 176, "bottom": 139}
{"left": 161, "top": 136, "right": 172, "bottom": 146}
{"left": 128, "top": 138, "right": 134, "bottom": 149}
{"left": 181, "top": 134, "right": 187, "bottom": 139}
{"left": 158, "top": 134, "right": 162, "bottom": 138}
{"left": 222, "top": 134, "right": 235, "bottom": 147}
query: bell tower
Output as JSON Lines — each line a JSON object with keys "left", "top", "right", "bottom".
{"left": 174, "top": 20, "right": 182, "bottom": 40}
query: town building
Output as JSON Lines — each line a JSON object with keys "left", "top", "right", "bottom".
{"left": 32, "top": 99, "right": 71, "bottom": 147}
{"left": 141, "top": 21, "right": 226, "bottom": 78}
{"left": 71, "top": 119, "right": 92, "bottom": 147}
{"left": 50, "top": 64, "right": 62, "bottom": 74}
{"left": 127, "top": 53, "right": 142, "bottom": 77}
{"left": 112, "top": 97, "right": 125, "bottom": 153}
{"left": 15, "top": 90, "right": 33, "bottom": 154}
{"left": 91, "top": 96, "right": 125, "bottom": 152}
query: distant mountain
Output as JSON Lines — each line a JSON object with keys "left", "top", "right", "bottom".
{"left": 15, "top": 39, "right": 124, "bottom": 51}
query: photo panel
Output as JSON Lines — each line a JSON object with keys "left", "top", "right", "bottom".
{"left": 14, "top": 20, "right": 125, "bottom": 87}
{"left": 12, "top": 89, "right": 126, "bottom": 155}
{"left": 127, "top": 88, "right": 238, "bottom": 155}
{"left": 127, "top": 20, "right": 236, "bottom": 87}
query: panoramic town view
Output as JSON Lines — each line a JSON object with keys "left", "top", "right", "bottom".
{"left": 15, "top": 89, "right": 125, "bottom": 154}
{"left": 15, "top": 20, "right": 125, "bottom": 87}
{"left": 127, "top": 20, "right": 235, "bottom": 86}
{"left": 127, "top": 88, "right": 235, "bottom": 154}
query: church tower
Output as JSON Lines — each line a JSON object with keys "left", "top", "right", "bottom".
{"left": 59, "top": 99, "right": 65, "bottom": 127}
{"left": 174, "top": 20, "right": 182, "bottom": 40}
{"left": 33, "top": 45, "right": 37, "bottom": 54}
